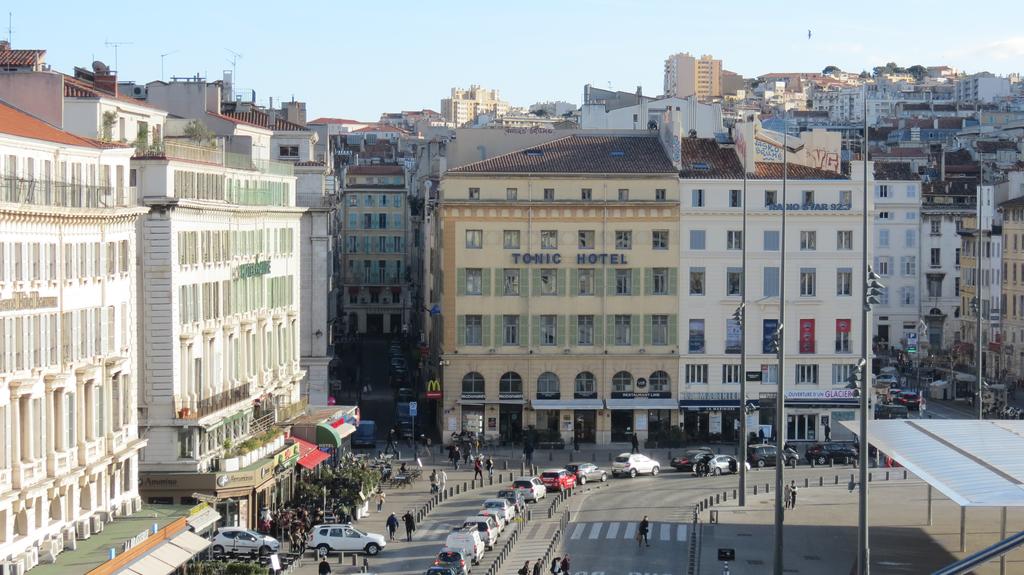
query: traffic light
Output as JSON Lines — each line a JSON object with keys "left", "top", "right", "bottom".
{"left": 845, "top": 358, "right": 867, "bottom": 397}
{"left": 865, "top": 266, "right": 885, "bottom": 312}
{"left": 766, "top": 323, "right": 783, "bottom": 354}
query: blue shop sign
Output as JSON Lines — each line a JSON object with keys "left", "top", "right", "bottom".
{"left": 511, "top": 252, "right": 630, "bottom": 265}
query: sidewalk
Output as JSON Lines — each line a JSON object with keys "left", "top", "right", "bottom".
{"left": 698, "top": 479, "right": 1024, "bottom": 574}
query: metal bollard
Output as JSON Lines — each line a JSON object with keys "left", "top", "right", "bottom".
{"left": 733, "top": 489, "right": 737, "bottom": 499}
{"left": 754, "top": 485, "right": 758, "bottom": 495}
{"left": 520, "top": 463, "right": 525, "bottom": 475}
{"left": 830, "top": 459, "right": 834, "bottom": 468}
{"left": 885, "top": 471, "right": 890, "bottom": 481}
{"left": 549, "top": 451, "right": 554, "bottom": 461}
{"left": 464, "top": 481, "right": 468, "bottom": 491}
{"left": 850, "top": 473, "right": 855, "bottom": 484}
{"left": 765, "top": 483, "right": 770, "bottom": 493}
{"left": 362, "top": 557, "right": 369, "bottom": 573}
{"left": 489, "top": 475, "right": 493, "bottom": 486}
{"left": 804, "top": 478, "right": 809, "bottom": 488}
{"left": 819, "top": 477, "right": 823, "bottom": 487}
{"left": 715, "top": 493, "right": 720, "bottom": 504}
{"left": 869, "top": 472, "right": 873, "bottom": 482}
{"left": 351, "top": 554, "right": 357, "bottom": 566}
{"left": 904, "top": 470, "right": 908, "bottom": 480}
{"left": 835, "top": 475, "right": 839, "bottom": 485}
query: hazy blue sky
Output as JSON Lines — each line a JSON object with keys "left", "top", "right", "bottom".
{"left": 8, "top": 0, "right": 1024, "bottom": 120}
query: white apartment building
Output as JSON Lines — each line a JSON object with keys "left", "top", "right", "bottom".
{"left": 580, "top": 96, "right": 723, "bottom": 135}
{"left": 920, "top": 182, "right": 973, "bottom": 352}
{"left": 955, "top": 74, "right": 1011, "bottom": 103}
{"left": 0, "top": 102, "right": 147, "bottom": 571}
{"left": 677, "top": 132, "right": 869, "bottom": 444}
{"left": 133, "top": 135, "right": 304, "bottom": 477}
{"left": 871, "top": 163, "right": 923, "bottom": 351}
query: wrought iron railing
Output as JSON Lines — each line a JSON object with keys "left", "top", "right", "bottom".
{"left": 175, "top": 382, "right": 252, "bottom": 419}
{"left": 0, "top": 176, "right": 121, "bottom": 208}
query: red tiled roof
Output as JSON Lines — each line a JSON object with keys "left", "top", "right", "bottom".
{"left": 874, "top": 161, "right": 919, "bottom": 181}
{"left": 753, "top": 162, "right": 846, "bottom": 180}
{"left": 975, "top": 140, "right": 1019, "bottom": 153}
{"left": 221, "top": 109, "right": 306, "bottom": 131}
{"left": 0, "top": 48, "right": 45, "bottom": 68}
{"left": 308, "top": 117, "right": 365, "bottom": 125}
{"left": 353, "top": 124, "right": 407, "bottom": 134}
{"left": 937, "top": 117, "right": 965, "bottom": 130}
{"left": 62, "top": 74, "right": 164, "bottom": 111}
{"left": 0, "top": 100, "right": 119, "bottom": 149}
{"left": 348, "top": 165, "right": 404, "bottom": 176}
{"left": 450, "top": 135, "right": 676, "bottom": 175}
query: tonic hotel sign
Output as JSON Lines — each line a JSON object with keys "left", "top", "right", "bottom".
{"left": 510, "top": 253, "right": 630, "bottom": 265}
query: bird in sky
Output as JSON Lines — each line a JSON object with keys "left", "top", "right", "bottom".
{"left": 808, "top": 29, "right": 812, "bottom": 39}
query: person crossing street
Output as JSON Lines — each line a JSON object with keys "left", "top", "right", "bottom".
{"left": 638, "top": 516, "right": 651, "bottom": 547}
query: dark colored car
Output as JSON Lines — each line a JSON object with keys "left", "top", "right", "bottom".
{"left": 670, "top": 447, "right": 714, "bottom": 471}
{"left": 746, "top": 444, "right": 798, "bottom": 468}
{"left": 425, "top": 568, "right": 458, "bottom": 575}
{"left": 875, "top": 404, "right": 909, "bottom": 420}
{"left": 434, "top": 550, "right": 468, "bottom": 575}
{"left": 805, "top": 442, "right": 858, "bottom": 465}
{"left": 897, "top": 392, "right": 923, "bottom": 411}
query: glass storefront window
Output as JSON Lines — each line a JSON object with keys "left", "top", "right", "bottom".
{"left": 787, "top": 414, "right": 817, "bottom": 441}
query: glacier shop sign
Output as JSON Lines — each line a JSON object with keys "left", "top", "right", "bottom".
{"left": 510, "top": 253, "right": 629, "bottom": 265}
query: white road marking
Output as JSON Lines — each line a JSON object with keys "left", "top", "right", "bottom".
{"left": 571, "top": 523, "right": 586, "bottom": 539}
{"left": 659, "top": 523, "right": 671, "bottom": 541}
{"left": 623, "top": 522, "right": 637, "bottom": 539}
{"left": 676, "top": 524, "right": 688, "bottom": 541}
{"left": 588, "top": 522, "right": 603, "bottom": 539}
{"left": 606, "top": 522, "right": 620, "bottom": 539}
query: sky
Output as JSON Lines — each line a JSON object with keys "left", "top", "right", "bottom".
{"left": 7, "top": 0, "right": 1024, "bottom": 121}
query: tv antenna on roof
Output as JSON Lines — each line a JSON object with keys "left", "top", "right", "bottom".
{"left": 104, "top": 39, "right": 133, "bottom": 72}
{"left": 160, "top": 50, "right": 178, "bottom": 82}
{"left": 225, "top": 48, "right": 243, "bottom": 93}
{"left": 7, "top": 12, "right": 13, "bottom": 45}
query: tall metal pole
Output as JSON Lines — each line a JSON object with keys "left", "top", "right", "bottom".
{"left": 857, "top": 87, "right": 872, "bottom": 575}
{"left": 739, "top": 130, "right": 749, "bottom": 507}
{"left": 772, "top": 114, "right": 789, "bottom": 575}
{"left": 976, "top": 160, "right": 985, "bottom": 420}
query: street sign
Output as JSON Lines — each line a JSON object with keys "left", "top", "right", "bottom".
{"left": 408, "top": 401, "right": 417, "bottom": 416}
{"left": 745, "top": 371, "right": 762, "bottom": 382}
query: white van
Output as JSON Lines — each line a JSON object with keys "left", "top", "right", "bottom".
{"left": 445, "top": 526, "right": 486, "bottom": 565}
{"left": 462, "top": 515, "right": 499, "bottom": 549}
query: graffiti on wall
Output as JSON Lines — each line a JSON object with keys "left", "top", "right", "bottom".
{"left": 810, "top": 148, "right": 840, "bottom": 172}
{"left": 755, "top": 140, "right": 783, "bottom": 162}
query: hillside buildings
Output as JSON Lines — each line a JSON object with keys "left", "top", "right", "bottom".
{"left": 441, "top": 86, "right": 511, "bottom": 127}
{"left": 664, "top": 53, "right": 722, "bottom": 101}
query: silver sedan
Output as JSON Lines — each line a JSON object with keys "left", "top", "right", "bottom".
{"left": 565, "top": 462, "right": 608, "bottom": 484}
{"left": 706, "top": 454, "right": 750, "bottom": 476}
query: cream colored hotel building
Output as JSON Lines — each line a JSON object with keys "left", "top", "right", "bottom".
{"left": 437, "top": 134, "right": 681, "bottom": 445}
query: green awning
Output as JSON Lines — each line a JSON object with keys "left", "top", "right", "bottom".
{"left": 316, "top": 423, "right": 343, "bottom": 447}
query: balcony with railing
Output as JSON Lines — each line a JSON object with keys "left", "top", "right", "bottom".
{"left": 174, "top": 381, "right": 253, "bottom": 420}
{"left": 139, "top": 139, "right": 294, "bottom": 177}
{"left": 343, "top": 274, "right": 404, "bottom": 286}
{"left": 0, "top": 176, "right": 125, "bottom": 208}
{"left": 225, "top": 152, "right": 294, "bottom": 177}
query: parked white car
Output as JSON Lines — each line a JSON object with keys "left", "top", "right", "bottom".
{"left": 476, "top": 507, "right": 507, "bottom": 533}
{"left": 462, "top": 515, "right": 499, "bottom": 549}
{"left": 445, "top": 526, "right": 486, "bottom": 564}
{"left": 511, "top": 477, "right": 546, "bottom": 503}
{"left": 481, "top": 498, "right": 516, "bottom": 524}
{"left": 307, "top": 524, "right": 386, "bottom": 555}
{"left": 611, "top": 453, "right": 661, "bottom": 478}
{"left": 211, "top": 528, "right": 280, "bottom": 556}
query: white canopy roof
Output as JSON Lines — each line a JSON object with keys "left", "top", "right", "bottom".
{"left": 839, "top": 419, "right": 1024, "bottom": 508}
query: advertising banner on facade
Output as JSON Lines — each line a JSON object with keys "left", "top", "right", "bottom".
{"left": 762, "top": 319, "right": 779, "bottom": 354}
{"left": 725, "top": 319, "right": 742, "bottom": 354}
{"left": 799, "top": 319, "right": 815, "bottom": 354}
{"left": 689, "top": 319, "right": 705, "bottom": 353}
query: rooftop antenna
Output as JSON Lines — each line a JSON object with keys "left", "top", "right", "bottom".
{"left": 225, "top": 48, "right": 243, "bottom": 97}
{"left": 6, "top": 12, "right": 12, "bottom": 45}
{"left": 160, "top": 50, "right": 178, "bottom": 82}
{"left": 104, "top": 40, "right": 133, "bottom": 72}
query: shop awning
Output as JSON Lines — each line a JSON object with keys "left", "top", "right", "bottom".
{"left": 170, "top": 530, "right": 212, "bottom": 555}
{"left": 292, "top": 436, "right": 331, "bottom": 470}
{"left": 606, "top": 398, "right": 678, "bottom": 410}
{"left": 316, "top": 422, "right": 356, "bottom": 447}
{"left": 679, "top": 399, "right": 760, "bottom": 411}
{"left": 122, "top": 555, "right": 176, "bottom": 575}
{"left": 531, "top": 399, "right": 604, "bottom": 410}
{"left": 148, "top": 541, "right": 192, "bottom": 568}
{"left": 185, "top": 506, "right": 222, "bottom": 533}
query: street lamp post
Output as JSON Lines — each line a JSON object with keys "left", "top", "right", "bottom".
{"left": 737, "top": 128, "right": 750, "bottom": 507}
{"left": 772, "top": 117, "right": 789, "bottom": 575}
{"left": 857, "top": 89, "right": 875, "bottom": 575}
{"left": 976, "top": 160, "right": 985, "bottom": 421}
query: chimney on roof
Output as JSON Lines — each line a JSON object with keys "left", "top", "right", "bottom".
{"left": 0, "top": 40, "right": 10, "bottom": 51}
{"left": 92, "top": 61, "right": 118, "bottom": 96}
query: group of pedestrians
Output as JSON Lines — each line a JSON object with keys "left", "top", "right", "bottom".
{"left": 784, "top": 480, "right": 800, "bottom": 509}
{"left": 518, "top": 555, "right": 571, "bottom": 575}
{"left": 429, "top": 468, "right": 448, "bottom": 494}
{"left": 385, "top": 510, "right": 417, "bottom": 542}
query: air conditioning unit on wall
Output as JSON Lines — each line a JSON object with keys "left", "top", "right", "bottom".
{"left": 75, "top": 520, "right": 91, "bottom": 540}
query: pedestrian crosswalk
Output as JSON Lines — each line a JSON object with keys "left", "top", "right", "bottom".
{"left": 566, "top": 521, "right": 688, "bottom": 542}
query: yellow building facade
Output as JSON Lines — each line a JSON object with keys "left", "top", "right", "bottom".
{"left": 437, "top": 135, "right": 681, "bottom": 446}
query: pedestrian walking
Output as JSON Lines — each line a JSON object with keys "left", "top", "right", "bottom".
{"left": 440, "top": 468, "right": 448, "bottom": 491}
{"left": 573, "top": 433, "right": 580, "bottom": 452}
{"left": 486, "top": 456, "right": 494, "bottom": 480}
{"left": 430, "top": 469, "right": 439, "bottom": 494}
{"left": 401, "top": 510, "right": 416, "bottom": 542}
{"left": 560, "top": 555, "right": 570, "bottom": 574}
{"left": 790, "top": 481, "right": 799, "bottom": 508}
{"left": 550, "top": 557, "right": 561, "bottom": 574}
{"left": 452, "top": 445, "right": 461, "bottom": 470}
{"left": 385, "top": 513, "right": 399, "bottom": 541}
{"left": 630, "top": 433, "right": 640, "bottom": 454}
{"left": 385, "top": 427, "right": 398, "bottom": 455}
{"left": 463, "top": 442, "right": 471, "bottom": 464}
{"left": 524, "top": 442, "right": 535, "bottom": 467}
{"left": 473, "top": 457, "right": 484, "bottom": 481}
{"left": 533, "top": 559, "right": 542, "bottom": 575}
{"left": 758, "top": 428, "right": 766, "bottom": 444}
{"left": 518, "top": 561, "right": 531, "bottom": 575}
{"left": 783, "top": 482, "right": 793, "bottom": 509}
{"left": 377, "top": 490, "right": 385, "bottom": 512}
{"left": 824, "top": 422, "right": 832, "bottom": 442}
{"left": 318, "top": 558, "right": 332, "bottom": 575}
{"left": 638, "top": 516, "right": 650, "bottom": 547}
